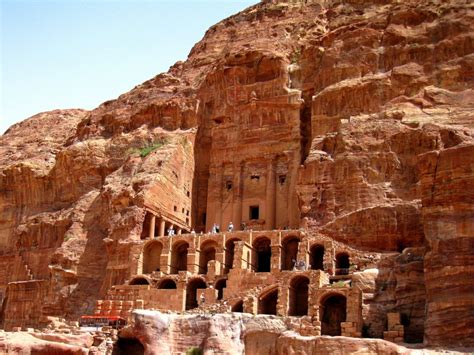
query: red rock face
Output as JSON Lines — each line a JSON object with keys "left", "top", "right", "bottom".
{"left": 0, "top": 0, "right": 473, "bottom": 349}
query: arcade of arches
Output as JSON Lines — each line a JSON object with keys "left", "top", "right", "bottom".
{"left": 93, "top": 230, "right": 411, "bottom": 341}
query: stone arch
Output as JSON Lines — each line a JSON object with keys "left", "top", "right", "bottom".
{"left": 185, "top": 278, "right": 207, "bottom": 310}
{"left": 258, "top": 286, "right": 278, "bottom": 315}
{"left": 113, "top": 336, "right": 145, "bottom": 355}
{"left": 253, "top": 237, "right": 272, "bottom": 272}
{"left": 171, "top": 241, "right": 189, "bottom": 274}
{"left": 281, "top": 235, "right": 300, "bottom": 270}
{"left": 335, "top": 252, "right": 350, "bottom": 275}
{"left": 129, "top": 276, "right": 151, "bottom": 285}
{"left": 310, "top": 244, "right": 325, "bottom": 270}
{"left": 143, "top": 240, "right": 163, "bottom": 274}
{"left": 199, "top": 240, "right": 218, "bottom": 274}
{"left": 225, "top": 238, "right": 241, "bottom": 272}
{"left": 157, "top": 278, "right": 177, "bottom": 289}
{"left": 288, "top": 275, "right": 309, "bottom": 316}
{"left": 232, "top": 300, "right": 244, "bottom": 313}
{"left": 215, "top": 278, "right": 227, "bottom": 300}
{"left": 320, "top": 293, "right": 347, "bottom": 336}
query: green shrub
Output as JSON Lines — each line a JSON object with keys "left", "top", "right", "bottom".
{"left": 185, "top": 347, "right": 202, "bottom": 355}
{"left": 129, "top": 139, "right": 168, "bottom": 158}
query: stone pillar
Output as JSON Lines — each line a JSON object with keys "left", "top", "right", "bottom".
{"left": 187, "top": 248, "right": 199, "bottom": 274}
{"left": 215, "top": 246, "right": 225, "bottom": 266}
{"left": 233, "top": 241, "right": 245, "bottom": 269}
{"left": 276, "top": 286, "right": 288, "bottom": 317}
{"left": 297, "top": 240, "right": 310, "bottom": 267}
{"left": 218, "top": 163, "right": 224, "bottom": 228}
{"left": 265, "top": 158, "right": 276, "bottom": 230}
{"left": 159, "top": 219, "right": 166, "bottom": 237}
{"left": 149, "top": 214, "right": 156, "bottom": 239}
{"left": 271, "top": 244, "right": 282, "bottom": 272}
{"left": 233, "top": 161, "right": 244, "bottom": 230}
{"left": 278, "top": 285, "right": 288, "bottom": 317}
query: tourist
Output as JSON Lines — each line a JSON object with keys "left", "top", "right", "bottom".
{"left": 191, "top": 229, "right": 196, "bottom": 235}
{"left": 200, "top": 293, "right": 205, "bottom": 305}
{"left": 167, "top": 226, "right": 175, "bottom": 237}
{"left": 228, "top": 222, "right": 234, "bottom": 232}
{"left": 216, "top": 224, "right": 220, "bottom": 233}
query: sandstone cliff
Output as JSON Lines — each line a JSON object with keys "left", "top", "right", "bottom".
{"left": 0, "top": 0, "right": 473, "bottom": 350}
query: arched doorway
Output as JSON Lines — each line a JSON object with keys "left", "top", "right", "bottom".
{"left": 288, "top": 276, "right": 309, "bottom": 316}
{"left": 281, "top": 236, "right": 300, "bottom": 270}
{"left": 185, "top": 278, "right": 207, "bottom": 310}
{"left": 232, "top": 300, "right": 243, "bottom": 313}
{"left": 225, "top": 238, "right": 241, "bottom": 273}
{"left": 157, "top": 279, "right": 177, "bottom": 289}
{"left": 199, "top": 240, "right": 217, "bottom": 274}
{"left": 215, "top": 279, "right": 227, "bottom": 300}
{"left": 310, "top": 244, "right": 325, "bottom": 270}
{"left": 171, "top": 241, "right": 189, "bottom": 274}
{"left": 253, "top": 237, "right": 272, "bottom": 272}
{"left": 129, "top": 277, "right": 150, "bottom": 285}
{"left": 143, "top": 241, "right": 163, "bottom": 274}
{"left": 320, "top": 293, "right": 347, "bottom": 336}
{"left": 258, "top": 288, "right": 278, "bottom": 315}
{"left": 336, "top": 252, "right": 350, "bottom": 275}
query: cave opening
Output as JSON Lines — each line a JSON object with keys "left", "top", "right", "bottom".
{"left": 113, "top": 337, "right": 145, "bottom": 355}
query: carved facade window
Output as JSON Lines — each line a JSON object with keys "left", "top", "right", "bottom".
{"left": 278, "top": 175, "right": 286, "bottom": 184}
{"left": 225, "top": 181, "right": 233, "bottom": 190}
{"left": 249, "top": 205, "right": 259, "bottom": 220}
{"left": 250, "top": 174, "right": 260, "bottom": 181}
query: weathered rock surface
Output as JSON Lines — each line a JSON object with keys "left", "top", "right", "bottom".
{"left": 115, "top": 310, "right": 467, "bottom": 355}
{"left": 0, "top": 0, "right": 473, "bottom": 351}
{"left": 0, "top": 331, "right": 90, "bottom": 354}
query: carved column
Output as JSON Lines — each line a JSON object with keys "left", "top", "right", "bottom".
{"left": 265, "top": 158, "right": 276, "bottom": 230}
{"left": 218, "top": 163, "right": 224, "bottom": 228}
{"left": 149, "top": 214, "right": 156, "bottom": 239}
{"left": 233, "top": 161, "right": 244, "bottom": 230}
{"left": 159, "top": 219, "right": 166, "bottom": 237}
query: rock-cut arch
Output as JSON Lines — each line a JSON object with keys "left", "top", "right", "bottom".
{"left": 281, "top": 236, "right": 300, "bottom": 270}
{"left": 288, "top": 276, "right": 309, "bottom": 316}
{"left": 199, "top": 240, "right": 218, "bottom": 274}
{"left": 320, "top": 293, "right": 347, "bottom": 336}
{"left": 185, "top": 278, "right": 207, "bottom": 310}
{"left": 129, "top": 276, "right": 151, "bottom": 286}
{"left": 258, "top": 286, "right": 278, "bottom": 315}
{"left": 171, "top": 241, "right": 189, "bottom": 274}
{"left": 310, "top": 244, "right": 324, "bottom": 270}
{"left": 143, "top": 240, "right": 163, "bottom": 274}
{"left": 335, "top": 252, "right": 350, "bottom": 275}
{"left": 253, "top": 237, "right": 272, "bottom": 272}
{"left": 157, "top": 278, "right": 177, "bottom": 289}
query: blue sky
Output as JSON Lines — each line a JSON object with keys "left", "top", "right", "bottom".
{"left": 1, "top": 0, "right": 256, "bottom": 134}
